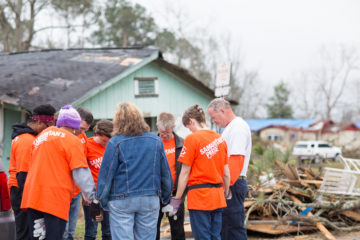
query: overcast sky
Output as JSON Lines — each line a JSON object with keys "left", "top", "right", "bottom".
{"left": 132, "top": 0, "right": 360, "bottom": 85}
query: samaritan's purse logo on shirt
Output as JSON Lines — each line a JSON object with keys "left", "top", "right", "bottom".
{"left": 33, "top": 130, "right": 65, "bottom": 149}
{"left": 200, "top": 137, "right": 225, "bottom": 159}
{"left": 165, "top": 147, "right": 175, "bottom": 155}
{"left": 89, "top": 157, "right": 103, "bottom": 169}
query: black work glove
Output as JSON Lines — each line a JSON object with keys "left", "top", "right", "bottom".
{"left": 89, "top": 199, "right": 101, "bottom": 221}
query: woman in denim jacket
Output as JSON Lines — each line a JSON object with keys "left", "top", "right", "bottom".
{"left": 96, "top": 102, "right": 173, "bottom": 240}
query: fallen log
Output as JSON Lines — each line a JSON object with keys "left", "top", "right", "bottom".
{"left": 284, "top": 214, "right": 360, "bottom": 232}
{"left": 245, "top": 197, "right": 360, "bottom": 211}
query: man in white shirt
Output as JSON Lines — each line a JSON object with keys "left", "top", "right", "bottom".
{"left": 208, "top": 98, "right": 252, "bottom": 240}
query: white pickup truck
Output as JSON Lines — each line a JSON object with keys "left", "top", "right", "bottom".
{"left": 292, "top": 140, "right": 342, "bottom": 160}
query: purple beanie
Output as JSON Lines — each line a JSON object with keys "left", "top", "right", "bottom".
{"left": 56, "top": 105, "right": 81, "bottom": 129}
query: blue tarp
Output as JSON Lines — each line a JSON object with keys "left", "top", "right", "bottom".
{"left": 244, "top": 118, "right": 316, "bottom": 132}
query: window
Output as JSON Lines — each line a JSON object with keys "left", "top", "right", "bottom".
{"left": 289, "top": 132, "right": 296, "bottom": 141}
{"left": 295, "top": 144, "right": 307, "bottom": 148}
{"left": 267, "top": 134, "right": 282, "bottom": 141}
{"left": 318, "top": 144, "right": 331, "bottom": 148}
{"left": 144, "top": 117, "right": 157, "bottom": 132}
{"left": 134, "top": 78, "right": 158, "bottom": 97}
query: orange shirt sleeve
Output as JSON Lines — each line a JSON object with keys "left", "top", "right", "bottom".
{"left": 229, "top": 155, "right": 245, "bottom": 185}
{"left": 8, "top": 142, "right": 18, "bottom": 189}
{"left": 178, "top": 135, "right": 197, "bottom": 167}
{"left": 17, "top": 134, "right": 35, "bottom": 173}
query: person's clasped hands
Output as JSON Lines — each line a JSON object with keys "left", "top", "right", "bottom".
{"left": 162, "top": 197, "right": 182, "bottom": 218}
{"left": 89, "top": 199, "right": 104, "bottom": 222}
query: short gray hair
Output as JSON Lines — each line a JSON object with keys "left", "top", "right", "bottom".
{"left": 207, "top": 98, "right": 231, "bottom": 112}
{"left": 157, "top": 112, "right": 175, "bottom": 130}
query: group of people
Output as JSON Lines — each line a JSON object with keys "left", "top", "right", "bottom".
{"left": 8, "top": 98, "right": 252, "bottom": 240}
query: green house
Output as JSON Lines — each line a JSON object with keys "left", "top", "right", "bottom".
{"left": 0, "top": 47, "right": 219, "bottom": 172}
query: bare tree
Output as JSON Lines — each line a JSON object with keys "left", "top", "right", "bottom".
{"left": 0, "top": 0, "right": 49, "bottom": 52}
{"left": 292, "top": 72, "right": 322, "bottom": 119}
{"left": 314, "top": 46, "right": 358, "bottom": 120}
{"left": 342, "top": 78, "right": 360, "bottom": 123}
{"left": 219, "top": 35, "right": 264, "bottom": 118}
{"left": 0, "top": 0, "right": 96, "bottom": 52}
{"left": 230, "top": 70, "right": 264, "bottom": 118}
{"left": 148, "top": 0, "right": 218, "bottom": 88}
{"left": 292, "top": 46, "right": 359, "bottom": 120}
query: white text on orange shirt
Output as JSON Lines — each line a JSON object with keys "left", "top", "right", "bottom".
{"left": 200, "top": 137, "right": 225, "bottom": 159}
{"left": 89, "top": 157, "right": 102, "bottom": 169}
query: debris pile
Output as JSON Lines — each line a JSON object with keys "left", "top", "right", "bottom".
{"left": 245, "top": 160, "right": 360, "bottom": 239}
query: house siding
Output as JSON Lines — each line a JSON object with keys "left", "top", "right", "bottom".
{"left": 1, "top": 107, "right": 22, "bottom": 171}
{"left": 78, "top": 63, "right": 212, "bottom": 119}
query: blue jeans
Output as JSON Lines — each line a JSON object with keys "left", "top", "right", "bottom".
{"left": 108, "top": 195, "right": 159, "bottom": 240}
{"left": 189, "top": 208, "right": 223, "bottom": 240}
{"left": 63, "top": 193, "right": 81, "bottom": 240}
{"left": 83, "top": 204, "right": 111, "bottom": 240}
{"left": 221, "top": 179, "right": 248, "bottom": 240}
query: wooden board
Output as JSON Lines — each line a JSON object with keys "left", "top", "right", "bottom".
{"left": 341, "top": 210, "right": 360, "bottom": 221}
{"left": 246, "top": 223, "right": 316, "bottom": 235}
{"left": 281, "top": 179, "right": 322, "bottom": 188}
{"left": 284, "top": 164, "right": 303, "bottom": 187}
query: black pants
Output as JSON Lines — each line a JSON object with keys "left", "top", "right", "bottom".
{"left": 156, "top": 201, "right": 185, "bottom": 240}
{"left": 27, "top": 208, "right": 66, "bottom": 240}
{"left": 10, "top": 186, "right": 30, "bottom": 240}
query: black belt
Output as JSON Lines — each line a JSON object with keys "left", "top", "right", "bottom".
{"left": 187, "top": 183, "right": 222, "bottom": 191}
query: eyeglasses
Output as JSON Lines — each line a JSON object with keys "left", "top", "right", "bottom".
{"left": 159, "top": 129, "right": 173, "bottom": 136}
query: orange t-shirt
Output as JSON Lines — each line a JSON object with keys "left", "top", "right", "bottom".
{"left": 8, "top": 133, "right": 36, "bottom": 189}
{"left": 179, "top": 129, "right": 228, "bottom": 211}
{"left": 162, "top": 138, "right": 176, "bottom": 188}
{"left": 21, "top": 126, "right": 88, "bottom": 221}
{"left": 86, "top": 137, "right": 106, "bottom": 187}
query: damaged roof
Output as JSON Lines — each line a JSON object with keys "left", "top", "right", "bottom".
{"left": 0, "top": 47, "right": 217, "bottom": 111}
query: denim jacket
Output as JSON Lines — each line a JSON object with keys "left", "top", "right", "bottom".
{"left": 96, "top": 132, "right": 173, "bottom": 208}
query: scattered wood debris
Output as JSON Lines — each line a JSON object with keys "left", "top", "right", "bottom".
{"left": 245, "top": 162, "right": 360, "bottom": 239}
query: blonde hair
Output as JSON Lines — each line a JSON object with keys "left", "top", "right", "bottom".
{"left": 182, "top": 104, "right": 206, "bottom": 126}
{"left": 157, "top": 112, "right": 175, "bottom": 130}
{"left": 112, "top": 102, "right": 150, "bottom": 136}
